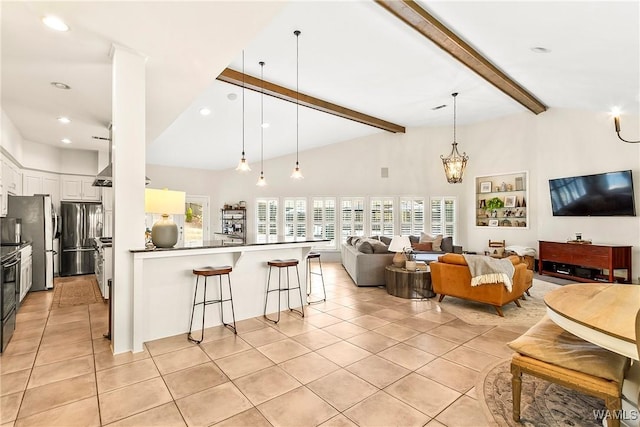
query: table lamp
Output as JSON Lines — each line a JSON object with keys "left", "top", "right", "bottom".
{"left": 145, "top": 188, "right": 186, "bottom": 248}
{"left": 388, "top": 235, "right": 411, "bottom": 268}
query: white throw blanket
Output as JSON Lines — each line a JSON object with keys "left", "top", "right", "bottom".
{"left": 463, "top": 254, "right": 515, "bottom": 292}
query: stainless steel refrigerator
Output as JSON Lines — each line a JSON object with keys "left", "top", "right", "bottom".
{"left": 61, "top": 202, "right": 102, "bottom": 276}
{"left": 6, "top": 195, "right": 55, "bottom": 291}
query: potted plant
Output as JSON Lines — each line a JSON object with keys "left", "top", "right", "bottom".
{"left": 486, "top": 197, "right": 504, "bottom": 210}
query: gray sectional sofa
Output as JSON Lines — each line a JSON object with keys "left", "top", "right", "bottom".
{"left": 341, "top": 235, "right": 462, "bottom": 287}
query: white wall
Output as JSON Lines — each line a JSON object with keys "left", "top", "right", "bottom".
{"left": 1, "top": 110, "right": 24, "bottom": 162}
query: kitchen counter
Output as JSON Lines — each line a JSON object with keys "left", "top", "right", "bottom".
{"left": 129, "top": 238, "right": 323, "bottom": 253}
{"left": 124, "top": 239, "right": 327, "bottom": 353}
{"left": 0, "top": 242, "right": 31, "bottom": 262}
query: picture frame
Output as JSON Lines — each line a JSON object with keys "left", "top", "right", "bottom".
{"left": 488, "top": 219, "right": 499, "bottom": 227}
{"left": 480, "top": 182, "right": 492, "bottom": 193}
{"left": 504, "top": 195, "right": 516, "bottom": 208}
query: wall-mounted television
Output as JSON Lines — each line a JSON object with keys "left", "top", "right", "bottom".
{"left": 549, "top": 170, "right": 636, "bottom": 216}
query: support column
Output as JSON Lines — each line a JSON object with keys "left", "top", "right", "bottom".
{"left": 110, "top": 45, "right": 147, "bottom": 354}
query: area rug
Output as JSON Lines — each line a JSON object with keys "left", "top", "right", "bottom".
{"left": 436, "top": 279, "right": 560, "bottom": 326}
{"left": 52, "top": 276, "right": 102, "bottom": 308}
{"left": 478, "top": 358, "right": 605, "bottom": 427}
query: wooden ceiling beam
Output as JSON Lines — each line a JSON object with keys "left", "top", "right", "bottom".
{"left": 376, "top": 0, "right": 547, "bottom": 115}
{"left": 217, "top": 68, "right": 406, "bottom": 133}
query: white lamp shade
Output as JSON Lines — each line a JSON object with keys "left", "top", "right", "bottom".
{"left": 145, "top": 188, "right": 186, "bottom": 215}
{"left": 388, "top": 235, "right": 411, "bottom": 253}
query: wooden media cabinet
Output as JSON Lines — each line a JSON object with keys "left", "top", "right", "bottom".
{"left": 538, "top": 241, "right": 632, "bottom": 283}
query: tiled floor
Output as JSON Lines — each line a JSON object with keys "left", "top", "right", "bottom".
{"left": 0, "top": 263, "right": 535, "bottom": 426}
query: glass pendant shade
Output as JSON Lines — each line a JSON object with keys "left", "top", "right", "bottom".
{"left": 236, "top": 154, "right": 250, "bottom": 171}
{"left": 441, "top": 92, "right": 468, "bottom": 183}
{"left": 256, "top": 173, "right": 267, "bottom": 187}
{"left": 291, "top": 163, "right": 303, "bottom": 179}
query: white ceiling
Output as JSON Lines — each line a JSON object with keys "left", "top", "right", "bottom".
{"left": 2, "top": 1, "right": 639, "bottom": 171}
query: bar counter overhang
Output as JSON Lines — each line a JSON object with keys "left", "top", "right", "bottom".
{"left": 127, "top": 238, "right": 326, "bottom": 353}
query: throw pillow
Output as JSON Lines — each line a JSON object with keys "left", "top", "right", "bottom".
{"left": 408, "top": 235, "right": 419, "bottom": 244}
{"left": 440, "top": 237, "right": 453, "bottom": 253}
{"left": 379, "top": 236, "right": 392, "bottom": 245}
{"left": 420, "top": 233, "right": 444, "bottom": 251}
{"left": 412, "top": 242, "right": 433, "bottom": 251}
{"left": 355, "top": 240, "right": 374, "bottom": 254}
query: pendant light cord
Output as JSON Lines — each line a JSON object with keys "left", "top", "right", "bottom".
{"left": 260, "top": 61, "right": 265, "bottom": 175}
{"left": 452, "top": 92, "right": 458, "bottom": 145}
{"left": 295, "top": 30, "right": 300, "bottom": 165}
{"left": 242, "top": 51, "right": 245, "bottom": 156}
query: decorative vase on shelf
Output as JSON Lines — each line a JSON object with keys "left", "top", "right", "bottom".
{"left": 500, "top": 182, "right": 507, "bottom": 192}
{"left": 522, "top": 197, "right": 527, "bottom": 207}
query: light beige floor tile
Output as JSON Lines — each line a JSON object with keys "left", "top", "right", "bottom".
{"left": 39, "top": 328, "right": 91, "bottom": 348}
{"left": 144, "top": 333, "right": 196, "bottom": 356}
{"left": 257, "top": 338, "right": 310, "bottom": 364}
{"left": 163, "top": 362, "right": 228, "bottom": 400}
{"left": 99, "top": 377, "right": 172, "bottom": 425}
{"left": 316, "top": 341, "right": 372, "bottom": 367}
{"left": 0, "top": 392, "right": 22, "bottom": 424}
{"left": 305, "top": 301, "right": 345, "bottom": 313}
{"left": 46, "top": 310, "right": 89, "bottom": 326}
{"left": 0, "top": 352, "right": 36, "bottom": 375}
{"left": 441, "top": 346, "right": 501, "bottom": 372}
{"left": 377, "top": 343, "right": 436, "bottom": 370}
{"left": 1, "top": 337, "right": 40, "bottom": 357}
{"left": 304, "top": 312, "right": 343, "bottom": 328}
{"left": 175, "top": 382, "right": 252, "bottom": 426}
{"left": 234, "top": 365, "right": 301, "bottom": 405}
{"left": 346, "top": 355, "right": 410, "bottom": 388}
{"left": 404, "top": 333, "right": 458, "bottom": 356}
{"left": 240, "top": 327, "right": 287, "bottom": 347}
{"left": 0, "top": 369, "right": 30, "bottom": 396}
{"left": 325, "top": 307, "right": 364, "bottom": 320}
{"left": 370, "top": 308, "right": 411, "bottom": 322}
{"left": 34, "top": 339, "right": 93, "bottom": 367}
{"left": 279, "top": 352, "right": 339, "bottom": 384}
{"left": 19, "top": 373, "right": 96, "bottom": 419}
{"left": 28, "top": 354, "right": 94, "bottom": 389}
{"left": 94, "top": 348, "right": 150, "bottom": 371}
{"left": 92, "top": 338, "right": 112, "bottom": 354}
{"left": 463, "top": 335, "right": 515, "bottom": 358}
{"left": 14, "top": 396, "right": 99, "bottom": 427}
{"left": 348, "top": 314, "right": 390, "bottom": 330}
{"left": 104, "top": 402, "right": 186, "bottom": 427}
{"left": 343, "top": 391, "right": 431, "bottom": 427}
{"left": 466, "top": 386, "right": 478, "bottom": 400}
{"left": 435, "top": 395, "right": 491, "bottom": 426}
{"left": 96, "top": 358, "right": 159, "bottom": 394}
{"left": 384, "top": 373, "right": 460, "bottom": 417}
{"left": 425, "top": 419, "right": 447, "bottom": 427}
{"left": 322, "top": 321, "right": 368, "bottom": 340}
{"left": 307, "top": 369, "right": 378, "bottom": 412}
{"left": 215, "top": 349, "right": 274, "bottom": 380}
{"left": 13, "top": 318, "right": 47, "bottom": 332}
{"left": 234, "top": 317, "right": 269, "bottom": 334}
{"left": 483, "top": 326, "right": 528, "bottom": 341}
{"left": 212, "top": 408, "right": 272, "bottom": 427}
{"left": 346, "top": 331, "right": 399, "bottom": 353}
{"left": 318, "top": 413, "right": 359, "bottom": 427}
{"left": 413, "top": 309, "right": 457, "bottom": 324}
{"left": 393, "top": 316, "right": 441, "bottom": 332}
{"left": 291, "top": 329, "right": 342, "bottom": 351}
{"left": 427, "top": 324, "right": 483, "bottom": 344}
{"left": 199, "top": 324, "right": 237, "bottom": 343}
{"left": 270, "top": 317, "right": 318, "bottom": 337}
{"left": 445, "top": 319, "right": 494, "bottom": 334}
{"left": 257, "top": 386, "right": 338, "bottom": 426}
{"left": 200, "top": 335, "right": 252, "bottom": 360}
{"left": 10, "top": 326, "right": 44, "bottom": 343}
{"left": 373, "top": 323, "right": 421, "bottom": 341}
{"left": 416, "top": 358, "right": 479, "bottom": 393}
{"left": 152, "top": 346, "right": 209, "bottom": 375}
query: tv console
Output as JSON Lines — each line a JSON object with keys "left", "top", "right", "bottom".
{"left": 538, "top": 241, "right": 632, "bottom": 284}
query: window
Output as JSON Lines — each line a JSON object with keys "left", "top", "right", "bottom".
{"left": 340, "top": 197, "right": 365, "bottom": 243}
{"left": 184, "top": 196, "right": 209, "bottom": 247}
{"left": 311, "top": 197, "right": 336, "bottom": 250}
{"left": 369, "top": 197, "right": 394, "bottom": 237}
{"left": 283, "top": 198, "right": 306, "bottom": 241}
{"left": 430, "top": 196, "right": 457, "bottom": 240}
{"left": 400, "top": 197, "right": 425, "bottom": 236}
{"left": 256, "top": 198, "right": 278, "bottom": 243}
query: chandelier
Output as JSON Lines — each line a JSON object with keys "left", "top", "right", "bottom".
{"left": 441, "top": 92, "right": 469, "bottom": 183}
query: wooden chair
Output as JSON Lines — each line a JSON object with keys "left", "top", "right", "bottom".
{"left": 486, "top": 239, "right": 506, "bottom": 258}
{"left": 510, "top": 317, "right": 630, "bottom": 427}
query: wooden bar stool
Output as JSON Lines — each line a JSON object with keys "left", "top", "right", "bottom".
{"left": 188, "top": 265, "right": 237, "bottom": 344}
{"left": 306, "top": 252, "right": 326, "bottom": 304}
{"left": 264, "top": 259, "right": 305, "bottom": 323}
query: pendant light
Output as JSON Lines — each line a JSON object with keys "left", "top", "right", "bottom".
{"left": 256, "top": 61, "right": 267, "bottom": 187}
{"left": 236, "top": 50, "right": 251, "bottom": 171}
{"left": 440, "top": 92, "right": 469, "bottom": 183}
{"left": 290, "top": 30, "right": 303, "bottom": 179}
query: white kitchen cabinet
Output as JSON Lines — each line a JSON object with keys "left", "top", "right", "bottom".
{"left": 102, "top": 187, "right": 113, "bottom": 237}
{"left": 24, "top": 171, "right": 61, "bottom": 213}
{"left": 2, "top": 158, "right": 22, "bottom": 196}
{"left": 61, "top": 175, "right": 101, "bottom": 201}
{"left": 103, "top": 210, "right": 113, "bottom": 238}
{"left": 19, "top": 245, "right": 33, "bottom": 304}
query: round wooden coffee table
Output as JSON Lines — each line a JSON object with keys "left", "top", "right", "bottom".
{"left": 384, "top": 265, "right": 434, "bottom": 299}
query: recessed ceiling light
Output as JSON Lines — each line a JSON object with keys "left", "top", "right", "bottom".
{"left": 42, "top": 16, "right": 69, "bottom": 32}
{"left": 50, "top": 81, "right": 71, "bottom": 90}
{"left": 199, "top": 107, "right": 211, "bottom": 116}
{"left": 530, "top": 46, "right": 551, "bottom": 54}
{"left": 432, "top": 104, "right": 447, "bottom": 110}
{"left": 61, "top": 138, "right": 71, "bottom": 144}
{"left": 57, "top": 116, "right": 71, "bottom": 124}
{"left": 227, "top": 93, "right": 238, "bottom": 101}
{"left": 261, "top": 122, "right": 270, "bottom": 128}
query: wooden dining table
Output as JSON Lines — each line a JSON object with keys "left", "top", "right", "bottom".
{"left": 544, "top": 283, "right": 639, "bottom": 360}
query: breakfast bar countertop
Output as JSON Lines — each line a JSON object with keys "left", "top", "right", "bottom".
{"left": 130, "top": 238, "right": 328, "bottom": 253}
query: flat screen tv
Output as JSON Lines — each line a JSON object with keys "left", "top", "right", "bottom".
{"left": 549, "top": 170, "right": 636, "bottom": 216}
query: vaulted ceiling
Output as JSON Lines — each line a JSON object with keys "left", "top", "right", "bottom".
{"left": 2, "top": 1, "right": 638, "bottom": 170}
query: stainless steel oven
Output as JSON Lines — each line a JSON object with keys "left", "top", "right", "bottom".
{"left": 1, "top": 250, "right": 20, "bottom": 352}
